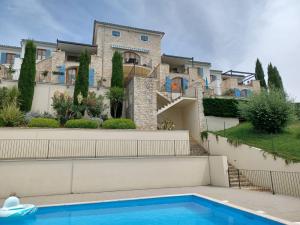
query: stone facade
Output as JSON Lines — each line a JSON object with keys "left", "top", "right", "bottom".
{"left": 127, "top": 76, "right": 158, "bottom": 130}
{"left": 93, "top": 22, "right": 163, "bottom": 87}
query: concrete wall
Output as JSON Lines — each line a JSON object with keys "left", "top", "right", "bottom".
{"left": 204, "top": 116, "right": 239, "bottom": 131}
{"left": 209, "top": 156, "right": 229, "bottom": 187}
{"left": 0, "top": 156, "right": 211, "bottom": 198}
{"left": 203, "top": 133, "right": 300, "bottom": 172}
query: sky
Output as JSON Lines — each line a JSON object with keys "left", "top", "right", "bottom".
{"left": 1, "top": 0, "right": 300, "bottom": 101}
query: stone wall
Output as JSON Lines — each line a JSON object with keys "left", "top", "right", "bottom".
{"left": 128, "top": 76, "right": 158, "bottom": 130}
{"left": 94, "top": 24, "right": 162, "bottom": 87}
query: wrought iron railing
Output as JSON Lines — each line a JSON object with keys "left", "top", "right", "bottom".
{"left": 229, "top": 168, "right": 300, "bottom": 198}
{"left": 0, "top": 139, "right": 191, "bottom": 160}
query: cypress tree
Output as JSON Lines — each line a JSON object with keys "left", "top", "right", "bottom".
{"left": 255, "top": 59, "right": 267, "bottom": 88}
{"left": 268, "top": 63, "right": 284, "bottom": 91}
{"left": 110, "top": 51, "right": 124, "bottom": 118}
{"left": 273, "top": 66, "right": 284, "bottom": 91}
{"left": 268, "top": 63, "right": 275, "bottom": 89}
{"left": 111, "top": 51, "right": 124, "bottom": 88}
{"left": 18, "top": 40, "right": 36, "bottom": 112}
{"left": 73, "top": 51, "right": 90, "bottom": 105}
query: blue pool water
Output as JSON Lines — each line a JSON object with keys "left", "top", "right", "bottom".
{"left": 2, "top": 195, "right": 284, "bottom": 225}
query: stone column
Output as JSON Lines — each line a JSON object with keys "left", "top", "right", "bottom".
{"left": 128, "top": 76, "right": 158, "bottom": 130}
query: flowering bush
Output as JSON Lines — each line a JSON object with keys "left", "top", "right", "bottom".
{"left": 52, "top": 91, "right": 107, "bottom": 125}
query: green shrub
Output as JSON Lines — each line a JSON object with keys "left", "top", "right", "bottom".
{"left": 0, "top": 103, "right": 24, "bottom": 127}
{"left": 238, "top": 89, "right": 295, "bottom": 133}
{"left": 0, "top": 86, "right": 19, "bottom": 110}
{"left": 295, "top": 103, "right": 300, "bottom": 120}
{"left": 203, "top": 98, "right": 243, "bottom": 117}
{"left": 65, "top": 119, "right": 99, "bottom": 129}
{"left": 28, "top": 118, "right": 59, "bottom": 128}
{"left": 102, "top": 118, "right": 136, "bottom": 129}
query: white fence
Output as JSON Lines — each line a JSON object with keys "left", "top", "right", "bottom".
{"left": 0, "top": 139, "right": 190, "bottom": 159}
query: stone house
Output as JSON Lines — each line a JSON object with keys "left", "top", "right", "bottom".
{"left": 0, "top": 20, "right": 261, "bottom": 139}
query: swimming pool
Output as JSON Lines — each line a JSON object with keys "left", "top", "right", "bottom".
{"left": 2, "top": 195, "right": 285, "bottom": 225}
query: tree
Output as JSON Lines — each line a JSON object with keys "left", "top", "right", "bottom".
{"left": 238, "top": 89, "right": 295, "bottom": 133}
{"left": 106, "top": 87, "right": 124, "bottom": 118}
{"left": 73, "top": 51, "right": 90, "bottom": 105}
{"left": 18, "top": 40, "right": 36, "bottom": 112}
{"left": 110, "top": 51, "right": 124, "bottom": 117}
{"left": 255, "top": 59, "right": 267, "bottom": 88}
{"left": 268, "top": 63, "right": 284, "bottom": 91}
{"left": 111, "top": 51, "right": 124, "bottom": 88}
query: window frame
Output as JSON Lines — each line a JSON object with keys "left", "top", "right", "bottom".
{"left": 36, "top": 48, "right": 47, "bottom": 61}
{"left": 6, "top": 53, "right": 16, "bottom": 65}
{"left": 112, "top": 30, "right": 121, "bottom": 37}
{"left": 197, "top": 67, "right": 204, "bottom": 77}
{"left": 141, "top": 35, "right": 149, "bottom": 42}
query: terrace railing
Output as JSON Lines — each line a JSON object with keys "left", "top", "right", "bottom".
{"left": 0, "top": 139, "right": 190, "bottom": 160}
{"left": 229, "top": 169, "right": 300, "bottom": 198}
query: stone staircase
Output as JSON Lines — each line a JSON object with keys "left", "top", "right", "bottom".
{"left": 157, "top": 96, "right": 183, "bottom": 115}
{"left": 189, "top": 135, "right": 208, "bottom": 156}
{"left": 228, "top": 163, "right": 271, "bottom": 192}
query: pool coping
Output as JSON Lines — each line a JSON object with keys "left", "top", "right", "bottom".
{"left": 35, "top": 193, "right": 292, "bottom": 224}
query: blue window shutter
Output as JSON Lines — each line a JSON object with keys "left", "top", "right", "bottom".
{"left": 1, "top": 52, "right": 7, "bottom": 64}
{"left": 182, "top": 78, "right": 189, "bottom": 90}
{"left": 165, "top": 76, "right": 171, "bottom": 92}
{"left": 234, "top": 88, "right": 241, "bottom": 97}
{"left": 58, "top": 65, "right": 65, "bottom": 84}
{"left": 89, "top": 68, "right": 95, "bottom": 87}
{"left": 45, "top": 49, "right": 51, "bottom": 58}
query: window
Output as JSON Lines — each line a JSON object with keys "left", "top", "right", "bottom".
{"left": 141, "top": 35, "right": 148, "bottom": 42}
{"left": 210, "top": 75, "right": 217, "bottom": 82}
{"left": 6, "top": 53, "right": 16, "bottom": 65}
{"left": 112, "top": 30, "right": 120, "bottom": 37}
{"left": 67, "top": 55, "right": 80, "bottom": 62}
{"left": 66, "top": 67, "right": 78, "bottom": 85}
{"left": 123, "top": 51, "right": 140, "bottom": 65}
{"left": 37, "top": 49, "right": 46, "bottom": 60}
{"left": 197, "top": 67, "right": 204, "bottom": 77}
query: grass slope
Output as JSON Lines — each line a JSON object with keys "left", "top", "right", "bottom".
{"left": 215, "top": 121, "right": 300, "bottom": 163}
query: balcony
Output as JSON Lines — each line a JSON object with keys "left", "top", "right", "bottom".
{"left": 124, "top": 63, "right": 151, "bottom": 83}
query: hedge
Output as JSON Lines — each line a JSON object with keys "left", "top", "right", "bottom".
{"left": 65, "top": 119, "right": 99, "bottom": 129}
{"left": 203, "top": 98, "right": 243, "bottom": 118}
{"left": 28, "top": 118, "right": 59, "bottom": 128}
{"left": 102, "top": 118, "right": 136, "bottom": 129}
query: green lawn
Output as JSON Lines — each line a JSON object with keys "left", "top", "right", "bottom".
{"left": 214, "top": 121, "right": 300, "bottom": 163}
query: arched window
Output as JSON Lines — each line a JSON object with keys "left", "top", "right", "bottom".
{"left": 123, "top": 51, "right": 140, "bottom": 65}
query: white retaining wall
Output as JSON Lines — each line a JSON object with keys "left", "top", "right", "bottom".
{"left": 0, "top": 156, "right": 217, "bottom": 198}
{"left": 203, "top": 133, "right": 300, "bottom": 172}
{"left": 204, "top": 116, "right": 239, "bottom": 131}
{"left": 0, "top": 80, "right": 109, "bottom": 114}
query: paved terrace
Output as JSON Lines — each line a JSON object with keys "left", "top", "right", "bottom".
{"left": 1, "top": 186, "right": 299, "bottom": 223}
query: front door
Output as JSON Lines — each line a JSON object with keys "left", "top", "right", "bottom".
{"left": 171, "top": 77, "right": 182, "bottom": 93}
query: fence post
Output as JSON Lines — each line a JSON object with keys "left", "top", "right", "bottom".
{"left": 136, "top": 140, "right": 139, "bottom": 157}
{"left": 174, "top": 140, "right": 176, "bottom": 156}
{"left": 270, "top": 171, "right": 275, "bottom": 195}
{"left": 94, "top": 140, "right": 97, "bottom": 158}
{"left": 47, "top": 140, "right": 50, "bottom": 159}
{"left": 223, "top": 121, "right": 226, "bottom": 136}
{"left": 237, "top": 169, "right": 241, "bottom": 189}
